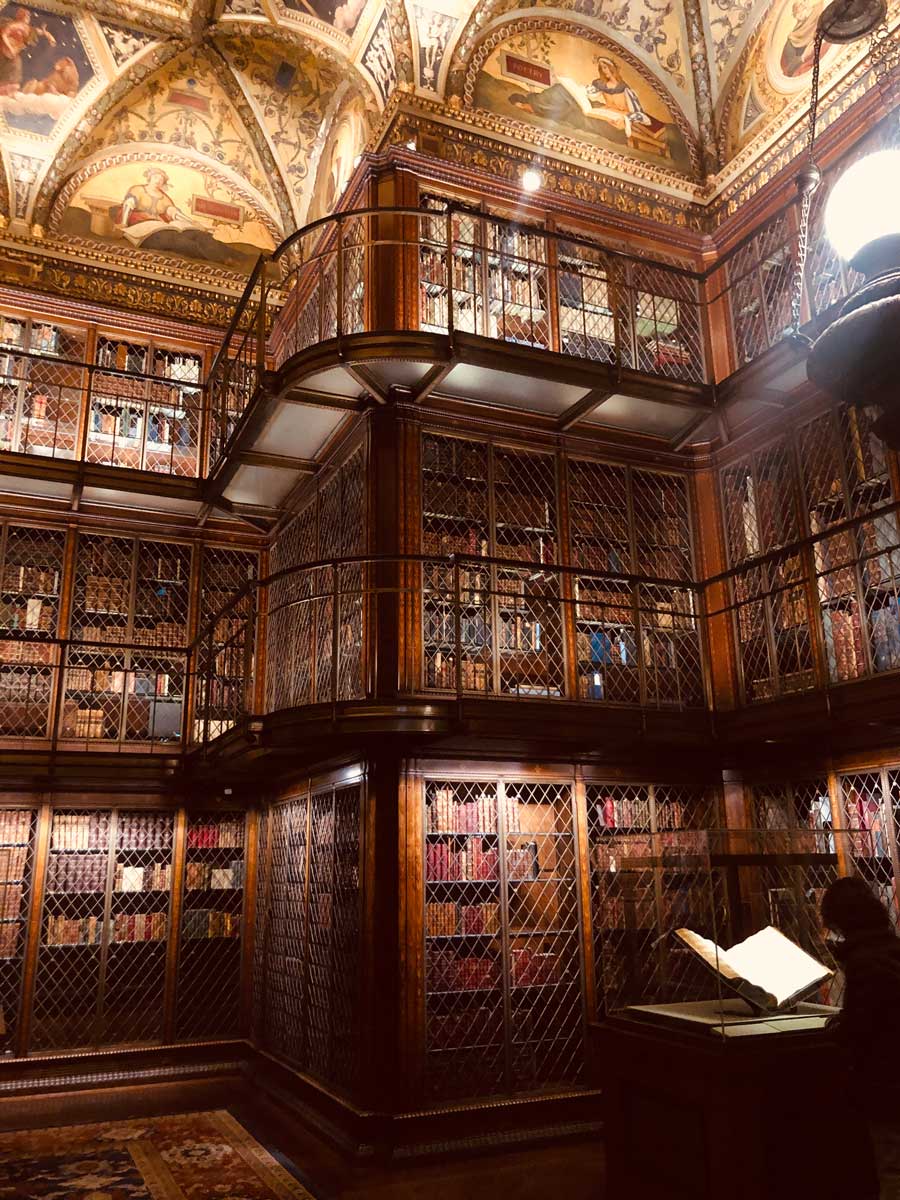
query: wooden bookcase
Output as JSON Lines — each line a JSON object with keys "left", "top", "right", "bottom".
{"left": 194, "top": 546, "right": 260, "bottom": 741}
{"left": 176, "top": 810, "right": 246, "bottom": 1040}
{"left": 720, "top": 401, "right": 900, "bottom": 701}
{"left": 64, "top": 533, "right": 192, "bottom": 746}
{"left": 252, "top": 778, "right": 364, "bottom": 1099}
{"left": 0, "top": 314, "right": 86, "bottom": 461}
{"left": 0, "top": 524, "right": 65, "bottom": 739}
{"left": 0, "top": 809, "right": 35, "bottom": 1054}
{"left": 30, "top": 808, "right": 175, "bottom": 1050}
{"left": 89, "top": 335, "right": 202, "bottom": 476}
{"left": 422, "top": 776, "right": 584, "bottom": 1101}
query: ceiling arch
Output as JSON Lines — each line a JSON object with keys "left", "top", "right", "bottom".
{"left": 452, "top": 16, "right": 702, "bottom": 182}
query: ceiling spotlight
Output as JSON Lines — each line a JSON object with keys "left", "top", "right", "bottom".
{"left": 522, "top": 167, "right": 542, "bottom": 193}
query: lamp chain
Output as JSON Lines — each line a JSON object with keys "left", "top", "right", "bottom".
{"left": 789, "top": 28, "right": 826, "bottom": 341}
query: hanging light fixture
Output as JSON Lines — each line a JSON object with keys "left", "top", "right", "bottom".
{"left": 799, "top": 1, "right": 900, "bottom": 442}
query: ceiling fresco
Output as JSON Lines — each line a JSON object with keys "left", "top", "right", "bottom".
{"left": 0, "top": 0, "right": 896, "bottom": 297}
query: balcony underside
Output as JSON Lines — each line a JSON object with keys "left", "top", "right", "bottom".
{"left": 209, "top": 331, "right": 715, "bottom": 517}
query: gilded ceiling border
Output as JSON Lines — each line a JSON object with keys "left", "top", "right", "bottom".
{"left": 0, "top": 244, "right": 239, "bottom": 326}
{"left": 384, "top": 110, "right": 707, "bottom": 235}
{"left": 459, "top": 16, "right": 703, "bottom": 181}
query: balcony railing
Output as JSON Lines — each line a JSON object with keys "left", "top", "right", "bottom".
{"left": 206, "top": 207, "right": 710, "bottom": 464}
{"left": 188, "top": 553, "right": 707, "bottom": 747}
{"left": 0, "top": 348, "right": 206, "bottom": 478}
{"left": 0, "top": 636, "right": 185, "bottom": 749}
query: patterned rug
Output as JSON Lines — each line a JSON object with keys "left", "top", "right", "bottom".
{"left": 0, "top": 1109, "right": 315, "bottom": 1199}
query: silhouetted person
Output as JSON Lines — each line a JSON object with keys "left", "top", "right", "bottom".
{"left": 822, "top": 876, "right": 900, "bottom": 1198}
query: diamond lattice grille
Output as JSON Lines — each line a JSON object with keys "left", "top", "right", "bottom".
{"left": 726, "top": 216, "right": 792, "bottom": 364}
{"left": 840, "top": 772, "right": 899, "bottom": 923}
{"left": 176, "top": 812, "right": 245, "bottom": 1039}
{"left": 0, "top": 809, "right": 35, "bottom": 1054}
{"left": 258, "top": 796, "right": 308, "bottom": 1066}
{"left": 102, "top": 811, "right": 174, "bottom": 1044}
{"left": 424, "top": 779, "right": 506, "bottom": 1100}
{"left": 505, "top": 782, "right": 584, "bottom": 1092}
{"left": 31, "top": 810, "right": 111, "bottom": 1050}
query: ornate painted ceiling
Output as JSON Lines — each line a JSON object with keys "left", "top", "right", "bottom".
{"left": 0, "top": 0, "right": 898, "bottom": 298}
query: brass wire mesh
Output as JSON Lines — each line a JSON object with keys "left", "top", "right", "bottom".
{"left": 423, "top": 778, "right": 585, "bottom": 1101}
{"left": 176, "top": 812, "right": 245, "bottom": 1040}
{"left": 31, "top": 810, "right": 111, "bottom": 1050}
{"left": 103, "top": 811, "right": 174, "bottom": 1044}
{"left": 195, "top": 547, "right": 259, "bottom": 741}
{"left": 266, "top": 450, "right": 366, "bottom": 711}
{"left": 0, "top": 525, "right": 64, "bottom": 739}
{"left": 725, "top": 215, "right": 793, "bottom": 364}
{"left": 0, "top": 809, "right": 35, "bottom": 1055}
{"left": 255, "top": 782, "right": 362, "bottom": 1098}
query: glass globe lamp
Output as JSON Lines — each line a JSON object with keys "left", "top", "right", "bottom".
{"left": 807, "top": 149, "right": 900, "bottom": 446}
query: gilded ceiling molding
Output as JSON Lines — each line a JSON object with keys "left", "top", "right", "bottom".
{"left": 203, "top": 39, "right": 298, "bottom": 231}
{"left": 214, "top": 16, "right": 381, "bottom": 108}
{"left": 0, "top": 247, "right": 240, "bottom": 324}
{"left": 265, "top": 0, "right": 357, "bottom": 56}
{"left": 30, "top": 38, "right": 185, "bottom": 228}
{"left": 385, "top": 109, "right": 706, "bottom": 234}
{"left": 458, "top": 16, "right": 703, "bottom": 181}
{"left": 682, "top": 0, "right": 721, "bottom": 175}
{"left": 446, "top": 0, "right": 689, "bottom": 102}
{"left": 385, "top": 0, "right": 415, "bottom": 88}
{"left": 76, "top": 0, "right": 188, "bottom": 38}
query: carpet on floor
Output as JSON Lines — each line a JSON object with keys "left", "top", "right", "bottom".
{"left": 0, "top": 1109, "right": 315, "bottom": 1199}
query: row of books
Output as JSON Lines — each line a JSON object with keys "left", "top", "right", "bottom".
{"left": 44, "top": 914, "right": 102, "bottom": 946}
{"left": 65, "top": 669, "right": 176, "bottom": 697}
{"left": 116, "top": 812, "right": 172, "bottom": 849}
{"left": 0, "top": 922, "right": 20, "bottom": 957}
{"left": 185, "top": 862, "right": 242, "bottom": 890}
{"left": 82, "top": 574, "right": 130, "bottom": 614}
{"left": 51, "top": 814, "right": 108, "bottom": 850}
{"left": 510, "top": 947, "right": 560, "bottom": 987}
{"left": 1, "top": 564, "right": 60, "bottom": 596}
{"left": 425, "top": 652, "right": 491, "bottom": 691}
{"left": 114, "top": 863, "right": 171, "bottom": 892}
{"left": 427, "top": 949, "right": 499, "bottom": 992}
{"left": 182, "top": 909, "right": 240, "bottom": 939}
{"left": 426, "top": 839, "right": 540, "bottom": 882}
{"left": 0, "top": 812, "right": 31, "bottom": 845}
{"left": 74, "top": 623, "right": 184, "bottom": 648}
{"left": 88, "top": 404, "right": 194, "bottom": 449}
{"left": 110, "top": 912, "right": 167, "bottom": 943}
{"left": 47, "top": 853, "right": 106, "bottom": 892}
{"left": 427, "top": 788, "right": 522, "bottom": 833}
{"left": 0, "top": 846, "right": 27, "bottom": 882}
{"left": 186, "top": 820, "right": 243, "bottom": 849}
{"left": 594, "top": 795, "right": 652, "bottom": 830}
{"left": 0, "top": 641, "right": 54, "bottom": 664}
{"left": 0, "top": 883, "right": 24, "bottom": 919}
{"left": 426, "top": 901, "right": 501, "bottom": 936}
{"left": 1, "top": 597, "right": 55, "bottom": 633}
{"left": 426, "top": 840, "right": 498, "bottom": 881}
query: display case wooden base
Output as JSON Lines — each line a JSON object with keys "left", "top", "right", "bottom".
{"left": 592, "top": 1011, "right": 877, "bottom": 1200}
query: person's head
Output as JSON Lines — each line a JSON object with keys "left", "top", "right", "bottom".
{"left": 821, "top": 876, "right": 893, "bottom": 940}
{"left": 143, "top": 168, "right": 169, "bottom": 188}
{"left": 597, "top": 57, "right": 620, "bottom": 83}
